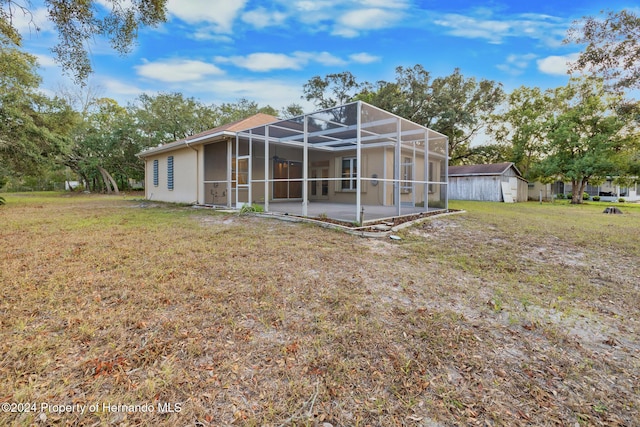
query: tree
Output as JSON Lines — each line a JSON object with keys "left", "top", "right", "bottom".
{"left": 217, "top": 98, "right": 278, "bottom": 124}
{"left": 134, "top": 92, "right": 219, "bottom": 147}
{"left": 0, "top": 43, "right": 77, "bottom": 177}
{"left": 566, "top": 9, "right": 640, "bottom": 91}
{"left": 302, "top": 71, "right": 361, "bottom": 109}
{"left": 464, "top": 144, "right": 512, "bottom": 166}
{"left": 488, "top": 86, "right": 553, "bottom": 178}
{"left": 1, "top": 0, "right": 167, "bottom": 83}
{"left": 358, "top": 64, "right": 435, "bottom": 125}
{"left": 429, "top": 69, "right": 505, "bottom": 162}
{"left": 63, "top": 98, "right": 129, "bottom": 193}
{"left": 358, "top": 66, "right": 504, "bottom": 162}
{"left": 535, "top": 77, "right": 635, "bottom": 204}
{"left": 280, "top": 103, "right": 305, "bottom": 119}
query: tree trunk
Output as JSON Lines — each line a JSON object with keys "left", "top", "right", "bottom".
{"left": 571, "top": 179, "right": 582, "bottom": 204}
{"left": 97, "top": 166, "right": 120, "bottom": 194}
{"left": 571, "top": 178, "right": 588, "bottom": 204}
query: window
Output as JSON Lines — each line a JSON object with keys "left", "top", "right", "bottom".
{"left": 167, "top": 156, "right": 174, "bottom": 190}
{"left": 341, "top": 157, "right": 357, "bottom": 190}
{"left": 428, "top": 161, "right": 434, "bottom": 193}
{"left": 153, "top": 159, "right": 159, "bottom": 187}
{"left": 401, "top": 156, "right": 413, "bottom": 193}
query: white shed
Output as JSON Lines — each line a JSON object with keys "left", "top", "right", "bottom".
{"left": 448, "top": 162, "right": 528, "bottom": 202}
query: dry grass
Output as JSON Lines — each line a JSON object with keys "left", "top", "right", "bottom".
{"left": 1, "top": 193, "right": 638, "bottom": 426}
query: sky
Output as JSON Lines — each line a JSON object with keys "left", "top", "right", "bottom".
{"left": 11, "top": 0, "right": 639, "bottom": 113}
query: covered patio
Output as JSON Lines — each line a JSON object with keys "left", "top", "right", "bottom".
{"left": 257, "top": 201, "right": 433, "bottom": 224}
{"left": 204, "top": 101, "right": 449, "bottom": 223}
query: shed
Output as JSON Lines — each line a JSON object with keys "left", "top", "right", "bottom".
{"left": 448, "top": 162, "right": 528, "bottom": 202}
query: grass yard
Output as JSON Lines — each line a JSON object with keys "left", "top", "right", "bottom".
{"left": 1, "top": 193, "right": 639, "bottom": 426}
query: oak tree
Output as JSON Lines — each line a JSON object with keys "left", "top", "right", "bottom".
{"left": 535, "top": 77, "right": 635, "bottom": 204}
{"left": 566, "top": 9, "right": 640, "bottom": 91}
{"left": 1, "top": 0, "right": 167, "bottom": 83}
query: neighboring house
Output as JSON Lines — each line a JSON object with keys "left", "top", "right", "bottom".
{"left": 137, "top": 101, "right": 449, "bottom": 223}
{"left": 448, "top": 162, "right": 528, "bottom": 202}
{"left": 529, "top": 179, "right": 639, "bottom": 202}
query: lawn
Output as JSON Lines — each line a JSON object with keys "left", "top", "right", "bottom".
{"left": 1, "top": 193, "right": 638, "bottom": 426}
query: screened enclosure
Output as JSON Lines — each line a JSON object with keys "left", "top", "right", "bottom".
{"left": 203, "top": 101, "right": 449, "bottom": 224}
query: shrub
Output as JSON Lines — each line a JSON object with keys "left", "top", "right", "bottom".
{"left": 239, "top": 204, "right": 264, "bottom": 214}
{"left": 555, "top": 193, "right": 565, "bottom": 199}
{"left": 618, "top": 198, "right": 625, "bottom": 203}
{"left": 583, "top": 192, "right": 590, "bottom": 200}
{"left": 592, "top": 196, "right": 601, "bottom": 202}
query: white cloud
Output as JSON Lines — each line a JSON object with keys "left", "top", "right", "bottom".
{"left": 333, "top": 7, "right": 405, "bottom": 37}
{"left": 34, "top": 53, "right": 58, "bottom": 68}
{"left": 361, "top": 0, "right": 410, "bottom": 7}
{"left": 313, "top": 52, "right": 347, "bottom": 66}
{"left": 11, "top": 6, "right": 54, "bottom": 36}
{"left": 217, "top": 53, "right": 308, "bottom": 72}
{"left": 216, "top": 51, "right": 348, "bottom": 72}
{"left": 135, "top": 59, "right": 225, "bottom": 82}
{"left": 293, "top": 0, "right": 337, "bottom": 13}
{"left": 497, "top": 53, "right": 537, "bottom": 75}
{"left": 241, "top": 7, "right": 287, "bottom": 29}
{"left": 100, "top": 78, "right": 144, "bottom": 96}
{"left": 191, "top": 30, "right": 234, "bottom": 43}
{"left": 537, "top": 53, "right": 580, "bottom": 76}
{"left": 434, "top": 14, "right": 512, "bottom": 44}
{"left": 189, "top": 77, "right": 312, "bottom": 111}
{"left": 433, "top": 12, "right": 567, "bottom": 45}
{"left": 166, "top": 0, "right": 247, "bottom": 33}
{"left": 349, "top": 52, "right": 381, "bottom": 64}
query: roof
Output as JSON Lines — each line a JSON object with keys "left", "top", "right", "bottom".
{"left": 448, "top": 162, "right": 522, "bottom": 177}
{"left": 138, "top": 113, "right": 278, "bottom": 157}
{"left": 236, "top": 101, "right": 448, "bottom": 154}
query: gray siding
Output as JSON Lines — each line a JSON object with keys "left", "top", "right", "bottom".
{"left": 448, "top": 176, "right": 503, "bottom": 201}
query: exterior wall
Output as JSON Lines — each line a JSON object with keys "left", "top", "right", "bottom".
{"left": 145, "top": 147, "right": 198, "bottom": 203}
{"left": 203, "top": 141, "right": 229, "bottom": 205}
{"left": 449, "top": 166, "right": 528, "bottom": 203}
{"left": 529, "top": 180, "right": 640, "bottom": 202}
{"left": 448, "top": 176, "right": 503, "bottom": 202}
{"left": 514, "top": 177, "right": 529, "bottom": 202}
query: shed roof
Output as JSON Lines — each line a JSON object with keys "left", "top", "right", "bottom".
{"left": 138, "top": 113, "right": 278, "bottom": 157}
{"left": 448, "top": 162, "right": 522, "bottom": 177}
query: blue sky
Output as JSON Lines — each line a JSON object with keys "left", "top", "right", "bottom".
{"left": 13, "top": 0, "right": 638, "bottom": 112}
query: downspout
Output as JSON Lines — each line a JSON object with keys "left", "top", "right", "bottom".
{"left": 184, "top": 139, "right": 199, "bottom": 204}
{"left": 143, "top": 157, "right": 148, "bottom": 199}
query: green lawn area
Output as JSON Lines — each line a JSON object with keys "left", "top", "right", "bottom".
{"left": 1, "top": 193, "right": 638, "bottom": 426}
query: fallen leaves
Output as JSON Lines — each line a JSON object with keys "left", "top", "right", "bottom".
{"left": 1, "top": 195, "right": 639, "bottom": 426}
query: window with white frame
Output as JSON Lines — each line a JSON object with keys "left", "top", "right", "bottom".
{"left": 401, "top": 156, "right": 413, "bottom": 193}
{"left": 341, "top": 157, "right": 357, "bottom": 190}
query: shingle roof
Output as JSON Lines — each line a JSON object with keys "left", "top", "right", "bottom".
{"left": 138, "top": 113, "right": 278, "bottom": 157}
{"left": 448, "top": 162, "right": 521, "bottom": 177}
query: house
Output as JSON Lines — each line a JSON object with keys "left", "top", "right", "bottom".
{"left": 137, "top": 101, "right": 449, "bottom": 224}
{"left": 529, "top": 179, "right": 639, "bottom": 202}
{"left": 447, "top": 162, "right": 528, "bottom": 202}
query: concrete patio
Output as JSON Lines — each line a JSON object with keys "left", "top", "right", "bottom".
{"left": 257, "top": 201, "right": 445, "bottom": 224}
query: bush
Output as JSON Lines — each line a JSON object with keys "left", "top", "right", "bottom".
{"left": 592, "top": 196, "right": 601, "bottom": 202}
{"left": 583, "top": 192, "right": 590, "bottom": 200}
{"left": 618, "top": 198, "right": 625, "bottom": 203}
{"left": 239, "top": 204, "right": 264, "bottom": 214}
{"left": 555, "top": 193, "right": 565, "bottom": 199}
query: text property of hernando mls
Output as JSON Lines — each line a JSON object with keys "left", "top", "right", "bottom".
{"left": 1, "top": 402, "right": 182, "bottom": 415}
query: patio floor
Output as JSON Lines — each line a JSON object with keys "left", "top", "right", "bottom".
{"left": 259, "top": 201, "right": 445, "bottom": 224}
